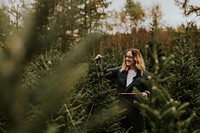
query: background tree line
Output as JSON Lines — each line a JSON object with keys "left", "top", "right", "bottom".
{"left": 0, "top": 0, "right": 199, "bottom": 132}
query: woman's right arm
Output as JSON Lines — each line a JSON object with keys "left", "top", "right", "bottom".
{"left": 103, "top": 67, "right": 120, "bottom": 80}
{"left": 94, "top": 54, "right": 119, "bottom": 80}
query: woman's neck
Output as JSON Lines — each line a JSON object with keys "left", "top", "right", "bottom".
{"left": 129, "top": 65, "right": 136, "bottom": 70}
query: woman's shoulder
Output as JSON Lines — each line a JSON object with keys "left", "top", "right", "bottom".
{"left": 106, "top": 66, "right": 121, "bottom": 71}
{"left": 103, "top": 66, "right": 122, "bottom": 76}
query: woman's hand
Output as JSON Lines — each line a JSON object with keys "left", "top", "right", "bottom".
{"left": 94, "top": 54, "right": 102, "bottom": 61}
{"left": 141, "top": 92, "right": 148, "bottom": 98}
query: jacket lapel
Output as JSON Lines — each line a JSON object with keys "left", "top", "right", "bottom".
{"left": 125, "top": 76, "right": 137, "bottom": 92}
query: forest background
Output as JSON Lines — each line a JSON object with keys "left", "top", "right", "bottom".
{"left": 0, "top": 0, "right": 200, "bottom": 133}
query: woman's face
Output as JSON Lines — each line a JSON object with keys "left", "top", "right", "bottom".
{"left": 125, "top": 51, "right": 135, "bottom": 67}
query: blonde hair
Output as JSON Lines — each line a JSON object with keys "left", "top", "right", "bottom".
{"left": 120, "top": 48, "right": 146, "bottom": 75}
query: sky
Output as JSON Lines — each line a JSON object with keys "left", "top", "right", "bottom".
{"left": 109, "top": 0, "right": 200, "bottom": 28}
{"left": 1, "top": 0, "right": 199, "bottom": 30}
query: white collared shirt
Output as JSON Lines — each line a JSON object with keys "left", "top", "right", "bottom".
{"left": 126, "top": 69, "right": 136, "bottom": 87}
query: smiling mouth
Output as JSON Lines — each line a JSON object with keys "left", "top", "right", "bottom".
{"left": 125, "top": 61, "right": 131, "bottom": 65}
{"left": 126, "top": 60, "right": 131, "bottom": 63}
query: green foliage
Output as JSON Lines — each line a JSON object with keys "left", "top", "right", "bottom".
{"left": 21, "top": 0, "right": 59, "bottom": 59}
{"left": 136, "top": 85, "right": 195, "bottom": 133}
{"left": 136, "top": 26, "right": 196, "bottom": 132}
{"left": 78, "top": 0, "right": 111, "bottom": 33}
{"left": 48, "top": 0, "right": 82, "bottom": 52}
{"left": 21, "top": 48, "right": 64, "bottom": 104}
{"left": 0, "top": 5, "right": 11, "bottom": 43}
{"left": 38, "top": 53, "right": 125, "bottom": 133}
{"left": 146, "top": 20, "right": 166, "bottom": 74}
{"left": 121, "top": 0, "right": 145, "bottom": 26}
{"left": 47, "top": 0, "right": 111, "bottom": 52}
{"left": 0, "top": 31, "right": 103, "bottom": 133}
{"left": 22, "top": 33, "right": 103, "bottom": 133}
{"left": 0, "top": 0, "right": 200, "bottom": 133}
{"left": 167, "top": 27, "right": 200, "bottom": 131}
{"left": 126, "top": 0, "right": 145, "bottom": 19}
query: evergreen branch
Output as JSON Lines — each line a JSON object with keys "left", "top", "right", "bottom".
{"left": 64, "top": 103, "right": 78, "bottom": 133}
{"left": 95, "top": 60, "right": 103, "bottom": 92}
{"left": 82, "top": 104, "right": 94, "bottom": 133}
{"left": 0, "top": 127, "right": 7, "bottom": 133}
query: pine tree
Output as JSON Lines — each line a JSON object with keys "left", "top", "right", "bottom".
{"left": 16, "top": 33, "right": 103, "bottom": 133}
{"left": 48, "top": 0, "right": 111, "bottom": 52}
{"left": 146, "top": 5, "right": 165, "bottom": 73}
{"left": 121, "top": 0, "right": 145, "bottom": 29}
{"left": 167, "top": 25, "right": 200, "bottom": 132}
{"left": 51, "top": 52, "right": 125, "bottom": 133}
{"left": 134, "top": 56, "right": 195, "bottom": 132}
{"left": 133, "top": 22, "right": 195, "bottom": 133}
{"left": 136, "top": 85, "right": 195, "bottom": 133}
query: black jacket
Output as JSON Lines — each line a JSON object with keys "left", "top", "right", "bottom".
{"left": 104, "top": 66, "right": 149, "bottom": 132}
{"left": 104, "top": 66, "right": 150, "bottom": 96}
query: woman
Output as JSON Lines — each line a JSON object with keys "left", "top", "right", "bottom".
{"left": 95, "top": 48, "right": 150, "bottom": 133}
